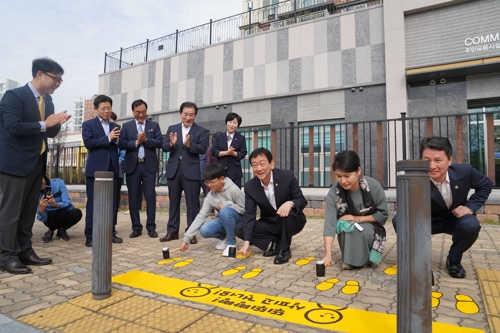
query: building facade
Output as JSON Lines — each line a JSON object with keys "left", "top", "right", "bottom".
{"left": 0, "top": 78, "right": 21, "bottom": 101}
{"left": 98, "top": 0, "right": 500, "bottom": 187}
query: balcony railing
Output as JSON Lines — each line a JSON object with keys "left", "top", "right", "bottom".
{"left": 48, "top": 110, "right": 500, "bottom": 189}
{"left": 103, "top": 0, "right": 381, "bottom": 73}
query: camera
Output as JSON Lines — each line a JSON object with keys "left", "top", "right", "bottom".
{"left": 44, "top": 185, "right": 52, "bottom": 198}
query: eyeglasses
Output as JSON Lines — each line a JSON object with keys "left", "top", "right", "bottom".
{"left": 42, "top": 72, "right": 63, "bottom": 84}
{"left": 98, "top": 106, "right": 112, "bottom": 112}
{"left": 134, "top": 110, "right": 147, "bottom": 114}
{"left": 204, "top": 178, "right": 220, "bottom": 187}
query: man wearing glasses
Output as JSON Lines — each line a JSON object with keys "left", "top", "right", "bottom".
{"left": 118, "top": 99, "right": 162, "bottom": 238}
{"left": 82, "top": 95, "right": 123, "bottom": 247}
{"left": 0, "top": 58, "right": 70, "bottom": 274}
{"left": 179, "top": 163, "right": 244, "bottom": 256}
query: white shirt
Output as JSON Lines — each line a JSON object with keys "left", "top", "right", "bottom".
{"left": 431, "top": 172, "right": 452, "bottom": 209}
{"left": 261, "top": 172, "right": 276, "bottom": 210}
{"left": 182, "top": 124, "right": 192, "bottom": 145}
{"left": 226, "top": 132, "right": 234, "bottom": 149}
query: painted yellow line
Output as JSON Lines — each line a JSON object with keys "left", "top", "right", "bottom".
{"left": 113, "top": 270, "right": 484, "bottom": 333}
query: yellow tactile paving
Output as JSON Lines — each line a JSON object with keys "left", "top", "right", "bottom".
{"left": 68, "top": 288, "right": 135, "bottom": 311}
{"left": 476, "top": 268, "right": 500, "bottom": 333}
{"left": 487, "top": 316, "right": 500, "bottom": 333}
{"left": 247, "top": 324, "right": 293, "bottom": 332}
{"left": 18, "top": 303, "right": 92, "bottom": 330}
{"left": 135, "top": 303, "right": 206, "bottom": 332}
{"left": 99, "top": 295, "right": 165, "bottom": 321}
{"left": 477, "top": 269, "right": 500, "bottom": 281}
{"left": 109, "top": 322, "right": 163, "bottom": 333}
{"left": 59, "top": 312, "right": 128, "bottom": 332}
{"left": 180, "top": 313, "right": 253, "bottom": 333}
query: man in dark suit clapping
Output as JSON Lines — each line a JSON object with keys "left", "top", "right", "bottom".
{"left": 82, "top": 95, "right": 123, "bottom": 247}
{"left": 118, "top": 99, "right": 162, "bottom": 238}
{"left": 160, "top": 102, "right": 208, "bottom": 243}
{"left": 0, "top": 58, "right": 70, "bottom": 274}
{"left": 236, "top": 148, "right": 307, "bottom": 264}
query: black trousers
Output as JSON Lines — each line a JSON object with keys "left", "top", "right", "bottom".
{"left": 44, "top": 208, "right": 82, "bottom": 231}
{"left": 235, "top": 211, "right": 306, "bottom": 251}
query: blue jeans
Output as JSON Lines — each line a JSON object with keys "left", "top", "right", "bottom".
{"left": 199, "top": 207, "right": 242, "bottom": 245}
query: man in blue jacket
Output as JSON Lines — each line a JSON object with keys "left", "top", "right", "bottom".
{"left": 0, "top": 58, "right": 70, "bottom": 274}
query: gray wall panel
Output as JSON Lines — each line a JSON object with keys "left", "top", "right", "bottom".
{"left": 223, "top": 42, "right": 233, "bottom": 72}
{"left": 277, "top": 29, "right": 289, "bottom": 61}
{"left": 289, "top": 58, "right": 302, "bottom": 93}
{"left": 327, "top": 16, "right": 341, "bottom": 52}
{"left": 355, "top": 10, "right": 370, "bottom": 47}
{"left": 342, "top": 49, "right": 356, "bottom": 85}
{"left": 110, "top": 71, "right": 122, "bottom": 96}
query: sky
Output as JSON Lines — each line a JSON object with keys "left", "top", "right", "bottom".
{"left": 0, "top": 0, "right": 242, "bottom": 117}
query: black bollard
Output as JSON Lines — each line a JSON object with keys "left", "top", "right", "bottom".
{"left": 92, "top": 171, "right": 114, "bottom": 300}
{"left": 396, "top": 160, "right": 432, "bottom": 333}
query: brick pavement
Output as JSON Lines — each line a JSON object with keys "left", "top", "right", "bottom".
{"left": 0, "top": 209, "right": 498, "bottom": 332}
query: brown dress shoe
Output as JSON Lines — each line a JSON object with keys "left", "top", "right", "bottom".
{"left": 0, "top": 260, "right": 32, "bottom": 274}
{"left": 159, "top": 233, "right": 179, "bottom": 242}
{"left": 190, "top": 236, "right": 198, "bottom": 244}
{"left": 20, "top": 254, "right": 52, "bottom": 266}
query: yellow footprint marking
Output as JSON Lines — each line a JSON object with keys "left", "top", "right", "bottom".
{"left": 455, "top": 294, "right": 479, "bottom": 314}
{"left": 315, "top": 278, "right": 340, "bottom": 291}
{"left": 236, "top": 251, "right": 253, "bottom": 259}
{"left": 341, "top": 280, "right": 360, "bottom": 295}
{"left": 295, "top": 256, "right": 315, "bottom": 266}
{"left": 221, "top": 266, "right": 247, "bottom": 276}
{"left": 157, "top": 257, "right": 182, "bottom": 265}
{"left": 173, "top": 259, "right": 194, "bottom": 268}
{"left": 432, "top": 291, "right": 443, "bottom": 308}
{"left": 384, "top": 264, "right": 397, "bottom": 275}
{"left": 242, "top": 268, "right": 263, "bottom": 279}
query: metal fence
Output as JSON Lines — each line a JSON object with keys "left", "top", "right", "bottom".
{"left": 103, "top": 0, "right": 382, "bottom": 72}
{"left": 48, "top": 110, "right": 500, "bottom": 189}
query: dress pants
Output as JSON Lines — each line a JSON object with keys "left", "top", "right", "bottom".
{"left": 0, "top": 155, "right": 44, "bottom": 265}
{"left": 235, "top": 211, "right": 306, "bottom": 251}
{"left": 166, "top": 160, "right": 200, "bottom": 234}
{"left": 126, "top": 162, "right": 156, "bottom": 232}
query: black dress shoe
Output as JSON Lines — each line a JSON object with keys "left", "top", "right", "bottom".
{"left": 190, "top": 236, "right": 198, "bottom": 244}
{"left": 0, "top": 260, "right": 32, "bottom": 274}
{"left": 263, "top": 242, "right": 279, "bottom": 257}
{"left": 159, "top": 233, "right": 179, "bottom": 242}
{"left": 274, "top": 249, "right": 291, "bottom": 265}
{"left": 20, "top": 254, "right": 52, "bottom": 266}
{"left": 130, "top": 230, "right": 142, "bottom": 238}
{"left": 85, "top": 239, "right": 92, "bottom": 247}
{"left": 148, "top": 230, "right": 158, "bottom": 238}
{"left": 112, "top": 235, "right": 123, "bottom": 244}
{"left": 446, "top": 258, "right": 466, "bottom": 278}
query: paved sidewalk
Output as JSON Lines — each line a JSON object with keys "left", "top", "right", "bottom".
{"left": 0, "top": 209, "right": 498, "bottom": 332}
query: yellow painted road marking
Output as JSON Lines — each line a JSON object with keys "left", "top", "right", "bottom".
{"left": 237, "top": 250, "right": 253, "bottom": 259}
{"left": 432, "top": 291, "right": 443, "bottom": 308}
{"left": 295, "top": 257, "right": 315, "bottom": 266}
{"left": 341, "top": 280, "right": 360, "bottom": 295}
{"left": 456, "top": 294, "right": 480, "bottom": 315}
{"left": 113, "top": 270, "right": 484, "bottom": 333}
{"left": 221, "top": 266, "right": 247, "bottom": 276}
{"left": 384, "top": 264, "right": 397, "bottom": 275}
{"left": 316, "top": 278, "right": 340, "bottom": 291}
{"left": 242, "top": 268, "right": 263, "bottom": 279}
{"left": 173, "top": 258, "right": 194, "bottom": 268}
{"left": 157, "top": 257, "right": 182, "bottom": 265}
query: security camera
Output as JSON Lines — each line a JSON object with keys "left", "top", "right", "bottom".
{"left": 351, "top": 88, "right": 356, "bottom": 92}
{"left": 359, "top": 87, "right": 364, "bottom": 91}
{"left": 440, "top": 78, "right": 446, "bottom": 84}
{"left": 429, "top": 79, "right": 436, "bottom": 85}
{"left": 223, "top": 105, "right": 227, "bottom": 109}
{"left": 215, "top": 105, "right": 219, "bottom": 109}
{"left": 147, "top": 116, "right": 153, "bottom": 121}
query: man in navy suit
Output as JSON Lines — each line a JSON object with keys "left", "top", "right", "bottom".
{"left": 211, "top": 112, "right": 247, "bottom": 188}
{"left": 393, "top": 137, "right": 492, "bottom": 278}
{"left": 160, "top": 102, "right": 208, "bottom": 243}
{"left": 118, "top": 99, "right": 162, "bottom": 238}
{"left": 82, "top": 95, "right": 123, "bottom": 247}
{"left": 0, "top": 58, "right": 70, "bottom": 274}
{"left": 236, "top": 148, "right": 307, "bottom": 264}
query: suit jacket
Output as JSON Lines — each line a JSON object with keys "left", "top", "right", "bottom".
{"left": 82, "top": 117, "right": 120, "bottom": 178}
{"left": 430, "top": 164, "right": 492, "bottom": 221}
{"left": 118, "top": 119, "right": 162, "bottom": 174}
{"left": 242, "top": 168, "right": 307, "bottom": 241}
{"left": 162, "top": 122, "right": 208, "bottom": 180}
{"left": 211, "top": 131, "right": 247, "bottom": 179}
{"left": 0, "top": 84, "right": 59, "bottom": 176}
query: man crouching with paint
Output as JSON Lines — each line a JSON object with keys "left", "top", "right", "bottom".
{"left": 179, "top": 163, "right": 245, "bottom": 256}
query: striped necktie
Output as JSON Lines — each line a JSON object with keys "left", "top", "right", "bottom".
{"left": 39, "top": 95, "right": 46, "bottom": 155}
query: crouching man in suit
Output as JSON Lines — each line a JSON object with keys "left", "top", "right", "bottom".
{"left": 393, "top": 137, "right": 492, "bottom": 278}
{"left": 235, "top": 148, "right": 307, "bottom": 264}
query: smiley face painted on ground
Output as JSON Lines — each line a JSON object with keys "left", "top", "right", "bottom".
{"left": 180, "top": 283, "right": 217, "bottom": 298}
{"left": 304, "top": 304, "right": 345, "bottom": 325}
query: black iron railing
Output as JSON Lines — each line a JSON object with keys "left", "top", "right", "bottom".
{"left": 103, "top": 0, "right": 384, "bottom": 72}
{"left": 49, "top": 110, "right": 500, "bottom": 189}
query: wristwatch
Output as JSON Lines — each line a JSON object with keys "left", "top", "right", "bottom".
{"left": 289, "top": 201, "right": 295, "bottom": 207}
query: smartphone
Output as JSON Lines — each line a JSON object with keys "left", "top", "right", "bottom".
{"left": 114, "top": 124, "right": 121, "bottom": 130}
{"left": 44, "top": 185, "right": 52, "bottom": 198}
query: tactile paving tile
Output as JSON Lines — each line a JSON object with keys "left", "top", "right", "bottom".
{"left": 135, "top": 303, "right": 206, "bottom": 332}
{"left": 68, "top": 289, "right": 135, "bottom": 311}
{"left": 109, "top": 322, "right": 163, "bottom": 333}
{"left": 99, "top": 296, "right": 165, "bottom": 321}
{"left": 247, "top": 324, "right": 293, "bottom": 332}
{"left": 180, "top": 313, "right": 253, "bottom": 333}
{"left": 59, "top": 313, "right": 127, "bottom": 333}
{"left": 477, "top": 269, "right": 500, "bottom": 281}
{"left": 476, "top": 269, "right": 500, "bottom": 331}
{"left": 18, "top": 303, "right": 92, "bottom": 330}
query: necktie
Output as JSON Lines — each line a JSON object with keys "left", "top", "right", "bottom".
{"left": 227, "top": 135, "right": 231, "bottom": 149}
{"left": 137, "top": 122, "right": 145, "bottom": 159}
{"left": 39, "top": 95, "right": 46, "bottom": 155}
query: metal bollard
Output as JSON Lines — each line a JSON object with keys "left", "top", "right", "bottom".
{"left": 92, "top": 171, "right": 114, "bottom": 300}
{"left": 396, "top": 160, "right": 431, "bottom": 333}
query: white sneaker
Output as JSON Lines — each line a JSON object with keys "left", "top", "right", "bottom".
{"left": 222, "top": 245, "right": 231, "bottom": 257}
{"left": 216, "top": 238, "right": 227, "bottom": 250}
